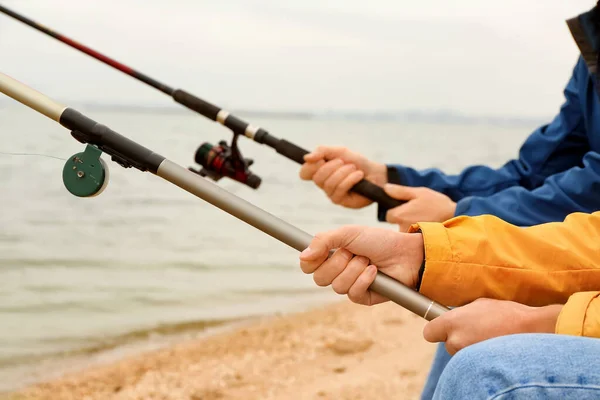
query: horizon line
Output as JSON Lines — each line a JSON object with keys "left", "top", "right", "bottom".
{"left": 0, "top": 100, "right": 550, "bottom": 127}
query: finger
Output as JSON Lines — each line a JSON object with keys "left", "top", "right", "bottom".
{"left": 385, "top": 203, "right": 410, "bottom": 224}
{"left": 331, "top": 256, "right": 370, "bottom": 295}
{"left": 300, "top": 227, "right": 362, "bottom": 274}
{"left": 346, "top": 264, "right": 378, "bottom": 304}
{"left": 299, "top": 237, "right": 333, "bottom": 274}
{"left": 304, "top": 146, "right": 350, "bottom": 163}
{"left": 323, "top": 164, "right": 357, "bottom": 197}
{"left": 312, "top": 248, "right": 353, "bottom": 287}
{"left": 313, "top": 159, "right": 345, "bottom": 188}
{"left": 331, "top": 170, "right": 365, "bottom": 204}
{"left": 299, "top": 160, "right": 325, "bottom": 180}
{"left": 423, "top": 315, "right": 450, "bottom": 343}
{"left": 384, "top": 184, "right": 418, "bottom": 201}
{"left": 303, "top": 151, "right": 325, "bottom": 163}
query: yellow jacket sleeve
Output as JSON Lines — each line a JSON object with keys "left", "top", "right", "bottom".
{"left": 408, "top": 211, "right": 600, "bottom": 308}
{"left": 556, "top": 291, "right": 600, "bottom": 338}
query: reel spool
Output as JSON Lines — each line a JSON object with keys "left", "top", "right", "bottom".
{"left": 62, "top": 144, "right": 110, "bottom": 197}
{"left": 190, "top": 134, "right": 261, "bottom": 189}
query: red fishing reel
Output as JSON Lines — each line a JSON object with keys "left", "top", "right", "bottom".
{"left": 189, "top": 134, "right": 261, "bottom": 189}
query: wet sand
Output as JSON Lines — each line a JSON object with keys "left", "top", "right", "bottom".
{"left": 6, "top": 300, "right": 436, "bottom": 400}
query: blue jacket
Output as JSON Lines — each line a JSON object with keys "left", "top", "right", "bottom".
{"left": 379, "top": 56, "right": 600, "bottom": 226}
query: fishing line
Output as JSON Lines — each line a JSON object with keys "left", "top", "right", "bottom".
{"left": 0, "top": 151, "right": 66, "bottom": 161}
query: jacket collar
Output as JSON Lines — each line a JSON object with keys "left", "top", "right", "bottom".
{"left": 567, "top": 5, "right": 600, "bottom": 73}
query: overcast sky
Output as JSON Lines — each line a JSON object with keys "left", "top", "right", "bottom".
{"left": 0, "top": 0, "right": 594, "bottom": 117}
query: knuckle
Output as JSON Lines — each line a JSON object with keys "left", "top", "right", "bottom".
{"left": 313, "top": 167, "right": 333, "bottom": 186}
{"left": 347, "top": 290, "right": 367, "bottom": 305}
{"left": 336, "top": 248, "right": 353, "bottom": 262}
{"left": 331, "top": 279, "right": 349, "bottom": 295}
{"left": 333, "top": 181, "right": 353, "bottom": 198}
{"left": 331, "top": 159, "right": 345, "bottom": 170}
{"left": 445, "top": 342, "right": 458, "bottom": 355}
{"left": 336, "top": 178, "right": 352, "bottom": 193}
{"left": 312, "top": 232, "right": 329, "bottom": 248}
{"left": 349, "top": 168, "right": 363, "bottom": 180}
{"left": 323, "top": 179, "right": 340, "bottom": 195}
{"left": 354, "top": 256, "right": 370, "bottom": 266}
{"left": 330, "top": 194, "right": 343, "bottom": 205}
{"left": 347, "top": 291, "right": 359, "bottom": 302}
{"left": 330, "top": 186, "right": 345, "bottom": 199}
{"left": 339, "top": 162, "right": 355, "bottom": 173}
{"left": 340, "top": 163, "right": 356, "bottom": 174}
{"left": 323, "top": 184, "right": 336, "bottom": 196}
{"left": 299, "top": 262, "right": 311, "bottom": 274}
{"left": 313, "top": 274, "right": 329, "bottom": 287}
{"left": 446, "top": 338, "right": 465, "bottom": 355}
{"left": 314, "top": 175, "right": 326, "bottom": 187}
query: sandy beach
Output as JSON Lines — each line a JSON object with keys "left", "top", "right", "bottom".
{"left": 6, "top": 300, "right": 436, "bottom": 400}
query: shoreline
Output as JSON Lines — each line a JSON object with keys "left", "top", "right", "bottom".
{"left": 0, "top": 291, "right": 340, "bottom": 394}
{"left": 0, "top": 317, "right": 256, "bottom": 395}
{"left": 5, "top": 300, "right": 435, "bottom": 400}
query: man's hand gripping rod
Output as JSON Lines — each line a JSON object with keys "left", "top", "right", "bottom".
{"left": 0, "top": 72, "right": 449, "bottom": 321}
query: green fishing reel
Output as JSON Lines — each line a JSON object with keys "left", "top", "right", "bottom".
{"left": 62, "top": 144, "right": 110, "bottom": 197}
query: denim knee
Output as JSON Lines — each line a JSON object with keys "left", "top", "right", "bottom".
{"left": 433, "top": 333, "right": 600, "bottom": 400}
{"left": 432, "top": 336, "right": 502, "bottom": 399}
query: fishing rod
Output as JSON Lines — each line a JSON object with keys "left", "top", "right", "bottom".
{"left": 0, "top": 4, "right": 405, "bottom": 209}
{"left": 0, "top": 71, "right": 448, "bottom": 321}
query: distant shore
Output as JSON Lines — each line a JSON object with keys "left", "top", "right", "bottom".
{"left": 6, "top": 300, "right": 436, "bottom": 400}
{"left": 0, "top": 100, "right": 548, "bottom": 127}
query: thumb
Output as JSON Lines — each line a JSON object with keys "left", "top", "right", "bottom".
{"left": 422, "top": 313, "right": 450, "bottom": 343}
{"left": 304, "top": 146, "right": 350, "bottom": 163}
{"left": 384, "top": 184, "right": 418, "bottom": 201}
{"left": 300, "top": 225, "right": 401, "bottom": 264}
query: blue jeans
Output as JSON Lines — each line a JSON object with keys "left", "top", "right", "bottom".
{"left": 424, "top": 334, "right": 600, "bottom": 399}
{"left": 421, "top": 342, "right": 452, "bottom": 399}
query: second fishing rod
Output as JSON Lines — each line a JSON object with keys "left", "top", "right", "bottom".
{"left": 0, "top": 4, "right": 405, "bottom": 209}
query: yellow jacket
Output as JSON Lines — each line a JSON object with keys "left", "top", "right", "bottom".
{"left": 409, "top": 211, "right": 600, "bottom": 338}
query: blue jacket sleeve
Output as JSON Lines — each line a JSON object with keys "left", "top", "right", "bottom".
{"left": 378, "top": 57, "right": 589, "bottom": 222}
{"left": 454, "top": 151, "right": 600, "bottom": 226}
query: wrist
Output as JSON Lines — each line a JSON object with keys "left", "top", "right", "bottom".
{"left": 521, "top": 304, "right": 563, "bottom": 334}
{"left": 399, "top": 232, "right": 424, "bottom": 288}
{"left": 445, "top": 200, "right": 458, "bottom": 220}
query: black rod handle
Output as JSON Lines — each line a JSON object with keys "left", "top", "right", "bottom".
{"left": 173, "top": 89, "right": 220, "bottom": 121}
